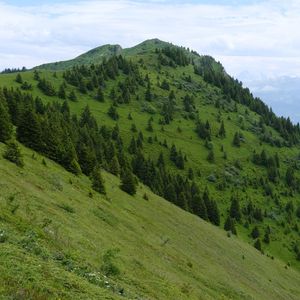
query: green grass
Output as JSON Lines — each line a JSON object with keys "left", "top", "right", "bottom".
{"left": 0, "top": 143, "right": 300, "bottom": 299}
{"left": 0, "top": 50, "right": 299, "bottom": 270}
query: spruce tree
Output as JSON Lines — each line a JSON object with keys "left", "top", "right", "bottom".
{"left": 120, "top": 168, "right": 137, "bottom": 195}
{"left": 17, "top": 109, "right": 42, "bottom": 151}
{"left": 15, "top": 73, "right": 23, "bottom": 84}
{"left": 91, "top": 168, "right": 106, "bottom": 194}
{"left": 254, "top": 239, "right": 262, "bottom": 252}
{"left": 109, "top": 155, "right": 120, "bottom": 176}
{"left": 251, "top": 226, "right": 260, "bottom": 239}
{"left": 3, "top": 140, "right": 24, "bottom": 167}
{"left": 58, "top": 84, "right": 66, "bottom": 99}
{"left": 233, "top": 132, "right": 240, "bottom": 147}
{"left": 218, "top": 120, "right": 226, "bottom": 138}
{"left": 68, "top": 90, "right": 77, "bottom": 102}
{"left": 0, "top": 100, "right": 13, "bottom": 143}
{"left": 207, "top": 149, "right": 215, "bottom": 163}
{"left": 229, "top": 195, "right": 242, "bottom": 221}
{"left": 95, "top": 88, "right": 105, "bottom": 102}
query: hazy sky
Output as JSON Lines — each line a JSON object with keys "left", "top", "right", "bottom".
{"left": 1, "top": 0, "right": 300, "bottom": 81}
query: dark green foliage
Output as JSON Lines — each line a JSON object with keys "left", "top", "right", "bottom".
{"left": 254, "top": 239, "right": 262, "bottom": 252}
{"left": 108, "top": 105, "right": 119, "bottom": 120}
{"left": 229, "top": 195, "right": 242, "bottom": 222}
{"left": 15, "top": 73, "right": 23, "bottom": 84}
{"left": 95, "top": 88, "right": 104, "bottom": 102}
{"left": 224, "top": 216, "right": 237, "bottom": 235}
{"left": 218, "top": 120, "right": 226, "bottom": 138}
{"left": 17, "top": 109, "right": 42, "bottom": 152}
{"left": 91, "top": 168, "right": 106, "bottom": 194}
{"left": 120, "top": 168, "right": 137, "bottom": 195}
{"left": 286, "top": 167, "right": 296, "bottom": 188}
{"left": 233, "top": 132, "right": 241, "bottom": 147}
{"left": 3, "top": 140, "right": 24, "bottom": 167}
{"left": 37, "top": 78, "right": 56, "bottom": 96}
{"left": 251, "top": 226, "right": 260, "bottom": 239}
{"left": 0, "top": 98, "right": 13, "bottom": 142}
{"left": 196, "top": 119, "right": 211, "bottom": 140}
{"left": 58, "top": 84, "right": 66, "bottom": 99}
{"left": 263, "top": 231, "right": 270, "bottom": 244}
{"left": 109, "top": 155, "right": 120, "bottom": 176}
{"left": 68, "top": 90, "right": 77, "bottom": 102}
{"left": 207, "top": 149, "right": 215, "bottom": 163}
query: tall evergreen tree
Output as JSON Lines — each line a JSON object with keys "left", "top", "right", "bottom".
{"left": 218, "top": 120, "right": 226, "bottom": 138}
{"left": 0, "top": 100, "right": 13, "bottom": 142}
{"left": 91, "top": 168, "right": 106, "bottom": 194}
{"left": 3, "top": 140, "right": 24, "bottom": 167}
{"left": 120, "top": 168, "right": 137, "bottom": 195}
{"left": 17, "top": 109, "right": 42, "bottom": 151}
{"left": 229, "top": 195, "right": 242, "bottom": 221}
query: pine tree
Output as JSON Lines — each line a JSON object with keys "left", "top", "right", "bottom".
{"left": 91, "top": 168, "right": 106, "bottom": 194}
{"left": 207, "top": 149, "right": 215, "bottom": 163}
{"left": 17, "top": 109, "right": 42, "bottom": 151}
{"left": 224, "top": 216, "right": 237, "bottom": 235}
{"left": 68, "top": 90, "right": 77, "bottom": 102}
{"left": 254, "top": 239, "right": 262, "bottom": 252}
{"left": 0, "top": 100, "right": 13, "bottom": 143}
{"left": 58, "top": 84, "right": 66, "bottom": 99}
{"left": 251, "top": 226, "right": 260, "bottom": 239}
{"left": 3, "top": 140, "right": 24, "bottom": 167}
{"left": 233, "top": 132, "right": 240, "bottom": 147}
{"left": 107, "top": 105, "right": 119, "bottom": 120}
{"left": 15, "top": 73, "right": 23, "bottom": 84}
{"left": 218, "top": 120, "right": 226, "bottom": 138}
{"left": 191, "top": 194, "right": 208, "bottom": 220}
{"left": 95, "top": 88, "right": 105, "bottom": 102}
{"left": 229, "top": 195, "right": 242, "bottom": 221}
{"left": 263, "top": 231, "right": 270, "bottom": 244}
{"left": 120, "top": 169, "right": 137, "bottom": 195}
{"left": 109, "top": 155, "right": 120, "bottom": 176}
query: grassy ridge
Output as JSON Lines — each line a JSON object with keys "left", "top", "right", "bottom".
{"left": 0, "top": 143, "right": 300, "bottom": 299}
{"left": 0, "top": 53, "right": 299, "bottom": 268}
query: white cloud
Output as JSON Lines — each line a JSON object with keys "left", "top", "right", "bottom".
{"left": 0, "top": 0, "right": 299, "bottom": 80}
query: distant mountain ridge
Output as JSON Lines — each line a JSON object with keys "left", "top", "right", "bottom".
{"left": 35, "top": 39, "right": 172, "bottom": 70}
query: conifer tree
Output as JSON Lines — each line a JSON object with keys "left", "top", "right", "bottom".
{"left": 224, "top": 216, "right": 237, "bottom": 235}
{"left": 218, "top": 120, "right": 226, "bottom": 138}
{"left": 207, "top": 149, "right": 215, "bottom": 163}
{"left": 107, "top": 105, "right": 119, "bottom": 120}
{"left": 17, "top": 109, "right": 42, "bottom": 151}
{"left": 120, "top": 168, "right": 137, "bottom": 195}
{"left": 91, "top": 168, "right": 106, "bottom": 194}
{"left": 0, "top": 100, "right": 13, "bottom": 142}
{"left": 229, "top": 195, "right": 242, "bottom": 221}
{"left": 109, "top": 155, "right": 120, "bottom": 176}
{"left": 15, "top": 73, "right": 23, "bottom": 84}
{"left": 95, "top": 88, "right": 105, "bottom": 102}
{"left": 68, "top": 90, "right": 77, "bottom": 102}
{"left": 254, "top": 239, "right": 262, "bottom": 252}
{"left": 251, "top": 226, "right": 260, "bottom": 239}
{"left": 3, "top": 140, "right": 24, "bottom": 167}
{"left": 233, "top": 132, "right": 240, "bottom": 147}
{"left": 58, "top": 84, "right": 66, "bottom": 99}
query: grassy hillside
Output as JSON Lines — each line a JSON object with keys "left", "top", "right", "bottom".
{"left": 0, "top": 39, "right": 300, "bottom": 298}
{"left": 1, "top": 142, "right": 300, "bottom": 299}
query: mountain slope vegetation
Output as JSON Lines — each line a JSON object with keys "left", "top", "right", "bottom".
{"left": 0, "top": 143, "right": 300, "bottom": 299}
{"left": 0, "top": 39, "right": 299, "bottom": 298}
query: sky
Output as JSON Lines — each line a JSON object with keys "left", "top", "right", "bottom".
{"left": 0, "top": 0, "right": 300, "bottom": 82}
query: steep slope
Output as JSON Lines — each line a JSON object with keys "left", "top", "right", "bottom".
{"left": 0, "top": 39, "right": 299, "bottom": 282}
{"left": 1, "top": 142, "right": 300, "bottom": 299}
